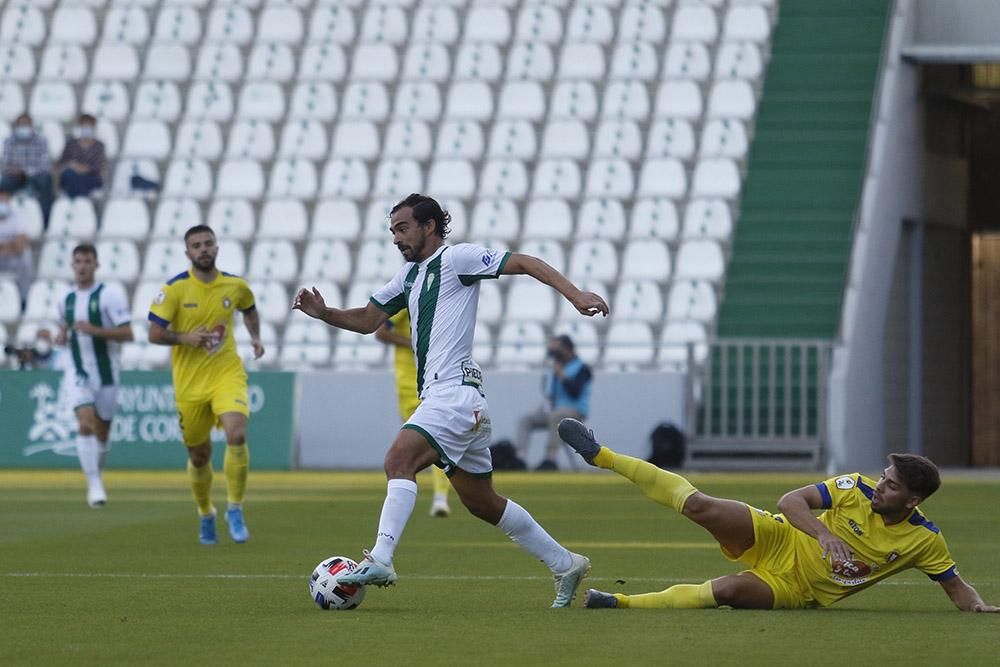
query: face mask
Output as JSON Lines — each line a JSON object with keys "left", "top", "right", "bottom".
{"left": 34, "top": 338, "right": 52, "bottom": 357}
{"left": 0, "top": 202, "right": 9, "bottom": 218}
{"left": 14, "top": 126, "right": 32, "bottom": 140}
{"left": 77, "top": 125, "right": 96, "bottom": 139}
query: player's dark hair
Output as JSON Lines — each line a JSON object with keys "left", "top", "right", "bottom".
{"left": 391, "top": 193, "right": 451, "bottom": 239}
{"left": 184, "top": 224, "right": 216, "bottom": 243}
{"left": 72, "top": 243, "right": 97, "bottom": 259}
{"left": 554, "top": 334, "right": 575, "bottom": 354}
{"left": 888, "top": 453, "right": 941, "bottom": 500}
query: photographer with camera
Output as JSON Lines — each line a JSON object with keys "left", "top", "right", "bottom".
{"left": 5, "top": 327, "right": 54, "bottom": 370}
{"left": 515, "top": 335, "right": 593, "bottom": 471}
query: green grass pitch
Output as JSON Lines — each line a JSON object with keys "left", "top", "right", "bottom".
{"left": 2, "top": 469, "right": 997, "bottom": 666}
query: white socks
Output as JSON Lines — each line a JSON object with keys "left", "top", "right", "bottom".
{"left": 496, "top": 500, "right": 573, "bottom": 573}
{"left": 369, "top": 479, "right": 418, "bottom": 564}
{"left": 77, "top": 434, "right": 103, "bottom": 483}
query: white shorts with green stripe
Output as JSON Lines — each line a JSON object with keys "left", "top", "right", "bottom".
{"left": 403, "top": 384, "right": 493, "bottom": 478}
{"left": 67, "top": 374, "right": 119, "bottom": 422}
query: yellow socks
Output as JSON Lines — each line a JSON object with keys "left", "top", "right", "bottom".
{"left": 224, "top": 444, "right": 249, "bottom": 505}
{"left": 592, "top": 447, "right": 697, "bottom": 513}
{"left": 617, "top": 581, "right": 718, "bottom": 609}
{"left": 187, "top": 460, "right": 214, "bottom": 516}
{"left": 431, "top": 465, "right": 449, "bottom": 498}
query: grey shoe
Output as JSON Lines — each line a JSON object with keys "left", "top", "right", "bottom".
{"left": 584, "top": 589, "right": 619, "bottom": 609}
{"left": 557, "top": 418, "right": 601, "bottom": 465}
{"left": 551, "top": 552, "right": 590, "bottom": 608}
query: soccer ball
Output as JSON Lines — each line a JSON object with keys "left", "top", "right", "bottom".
{"left": 309, "top": 556, "right": 366, "bottom": 610}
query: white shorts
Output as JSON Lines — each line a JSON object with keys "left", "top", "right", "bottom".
{"left": 403, "top": 384, "right": 493, "bottom": 477}
{"left": 67, "top": 375, "right": 118, "bottom": 422}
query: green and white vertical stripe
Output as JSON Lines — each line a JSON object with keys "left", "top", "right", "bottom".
{"left": 65, "top": 285, "right": 114, "bottom": 386}
{"left": 414, "top": 253, "right": 443, "bottom": 395}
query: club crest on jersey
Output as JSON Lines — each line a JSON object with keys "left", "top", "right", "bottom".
{"left": 836, "top": 476, "right": 856, "bottom": 490}
{"left": 154, "top": 290, "right": 165, "bottom": 305}
{"left": 885, "top": 551, "right": 900, "bottom": 564}
{"left": 425, "top": 274, "right": 435, "bottom": 289}
{"left": 223, "top": 297, "right": 232, "bottom": 309}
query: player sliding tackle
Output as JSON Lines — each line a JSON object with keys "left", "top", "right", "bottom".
{"left": 558, "top": 419, "right": 999, "bottom": 611}
{"left": 293, "top": 193, "right": 608, "bottom": 607}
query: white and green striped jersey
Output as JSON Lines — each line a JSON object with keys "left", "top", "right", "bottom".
{"left": 371, "top": 243, "right": 510, "bottom": 398}
{"left": 63, "top": 282, "right": 131, "bottom": 386}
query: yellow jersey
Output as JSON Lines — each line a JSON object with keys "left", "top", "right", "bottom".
{"left": 792, "top": 473, "right": 957, "bottom": 607}
{"left": 387, "top": 310, "right": 420, "bottom": 420}
{"left": 148, "top": 270, "right": 255, "bottom": 400}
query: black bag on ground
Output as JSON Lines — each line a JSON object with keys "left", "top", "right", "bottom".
{"left": 490, "top": 439, "right": 527, "bottom": 471}
{"left": 648, "top": 423, "right": 686, "bottom": 469}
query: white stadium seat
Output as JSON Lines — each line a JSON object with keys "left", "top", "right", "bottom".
{"left": 163, "top": 159, "right": 213, "bottom": 199}
{"left": 195, "top": 43, "right": 243, "bottom": 82}
{"left": 522, "top": 199, "right": 573, "bottom": 241}
{"left": 82, "top": 81, "right": 130, "bottom": 121}
{"left": 152, "top": 199, "right": 201, "bottom": 239}
{"left": 356, "top": 239, "right": 404, "bottom": 283}
{"left": 133, "top": 81, "right": 182, "bottom": 122}
{"left": 601, "top": 80, "right": 650, "bottom": 121}
{"left": 237, "top": 82, "right": 284, "bottom": 121}
{"left": 154, "top": 6, "right": 201, "bottom": 44}
{"left": 498, "top": 81, "right": 547, "bottom": 121}
{"left": 10, "top": 196, "right": 43, "bottom": 241}
{"left": 340, "top": 82, "right": 390, "bottom": 122}
{"left": 215, "top": 239, "right": 246, "bottom": 277}
{"left": 360, "top": 5, "right": 407, "bottom": 44}
{"left": 333, "top": 329, "right": 386, "bottom": 369}
{"left": 384, "top": 120, "right": 433, "bottom": 160}
{"left": 470, "top": 199, "right": 520, "bottom": 242}
{"left": 111, "top": 159, "right": 159, "bottom": 196}
{"left": 131, "top": 282, "right": 161, "bottom": 323}
{"left": 672, "top": 6, "right": 718, "bottom": 42}
{"left": 479, "top": 160, "right": 529, "bottom": 199}
{"left": 247, "top": 240, "right": 298, "bottom": 283}
{"left": 30, "top": 82, "right": 77, "bottom": 122}
{"left": 613, "top": 280, "right": 664, "bottom": 323}
{"left": 630, "top": 198, "right": 680, "bottom": 241}
{"left": 446, "top": 81, "right": 494, "bottom": 121}
{"left": 362, "top": 199, "right": 394, "bottom": 239}
{"left": 100, "top": 199, "right": 150, "bottom": 241}
{"left": 0, "top": 83, "right": 25, "bottom": 119}
{"left": 454, "top": 43, "right": 503, "bottom": 82}
{"left": 121, "top": 120, "right": 171, "bottom": 160}
{"left": 142, "top": 240, "right": 187, "bottom": 281}
{"left": 496, "top": 322, "right": 546, "bottom": 367}
{"left": 647, "top": 119, "right": 697, "bottom": 160}
{"left": 247, "top": 44, "right": 295, "bottom": 82}
{"left": 92, "top": 44, "right": 139, "bottom": 80}
{"left": 638, "top": 159, "right": 687, "bottom": 199}
{"left": 269, "top": 159, "right": 318, "bottom": 199}
{"left": 708, "top": 80, "right": 757, "bottom": 119}
{"left": 655, "top": 81, "right": 703, "bottom": 119}
{"left": 724, "top": 6, "right": 771, "bottom": 43}
{"left": 2, "top": 5, "right": 46, "bottom": 46}
{"left": 52, "top": 7, "right": 97, "bottom": 45}
{"left": 0, "top": 44, "right": 35, "bottom": 82}
{"left": 186, "top": 82, "right": 234, "bottom": 121}
{"left": 24, "top": 280, "right": 71, "bottom": 321}
{"left": 566, "top": 5, "right": 614, "bottom": 43}
{"left": 515, "top": 4, "right": 563, "bottom": 43}
{"left": 300, "top": 240, "right": 352, "bottom": 283}
{"left": 474, "top": 322, "right": 494, "bottom": 367}
{"left": 584, "top": 159, "right": 634, "bottom": 198}
{"left": 412, "top": 6, "right": 460, "bottom": 44}
{"left": 278, "top": 121, "right": 327, "bottom": 160}
{"left": 206, "top": 7, "right": 254, "bottom": 44}
{"left": 402, "top": 43, "right": 450, "bottom": 82}
{"left": 436, "top": 120, "right": 484, "bottom": 159}
{"left": 102, "top": 7, "right": 150, "bottom": 45}
{"left": 541, "top": 120, "right": 589, "bottom": 160}
{"left": 593, "top": 119, "right": 642, "bottom": 160}
{"left": 207, "top": 199, "right": 255, "bottom": 241}
{"left": 95, "top": 241, "right": 140, "bottom": 283}
{"left": 428, "top": 160, "right": 477, "bottom": 199}
{"left": 38, "top": 239, "right": 80, "bottom": 280}
{"left": 321, "top": 159, "right": 370, "bottom": 199}
{"left": 312, "top": 202, "right": 361, "bottom": 240}
{"left": 675, "top": 240, "right": 726, "bottom": 282}
{"left": 373, "top": 159, "right": 423, "bottom": 198}
{"left": 621, "top": 240, "right": 672, "bottom": 282}
{"left": 216, "top": 160, "right": 265, "bottom": 199}
{"left": 174, "top": 120, "right": 223, "bottom": 159}
{"left": 39, "top": 45, "right": 87, "bottom": 83}
{"left": 701, "top": 119, "right": 749, "bottom": 159}
{"left": 465, "top": 6, "right": 511, "bottom": 43}
{"left": 518, "top": 240, "right": 565, "bottom": 274}
{"left": 604, "top": 321, "right": 655, "bottom": 367}
{"left": 506, "top": 42, "right": 555, "bottom": 81}
{"left": 618, "top": 3, "right": 666, "bottom": 43}
{"left": 683, "top": 199, "right": 733, "bottom": 240}
{"left": 280, "top": 322, "right": 331, "bottom": 368}
{"left": 692, "top": 159, "right": 742, "bottom": 199}
{"left": 47, "top": 198, "right": 97, "bottom": 239}
{"left": 144, "top": 44, "right": 191, "bottom": 81}
{"left": 715, "top": 42, "right": 764, "bottom": 79}
{"left": 610, "top": 42, "right": 657, "bottom": 80}
{"left": 667, "top": 281, "right": 717, "bottom": 322}
{"left": 308, "top": 5, "right": 356, "bottom": 44}
{"left": 353, "top": 43, "right": 398, "bottom": 81}
{"left": 659, "top": 321, "right": 709, "bottom": 367}
{"left": 533, "top": 159, "right": 581, "bottom": 199}
{"left": 290, "top": 83, "right": 338, "bottom": 120}
{"left": 299, "top": 44, "right": 348, "bottom": 81}
{"left": 478, "top": 282, "right": 502, "bottom": 325}
{"left": 227, "top": 120, "right": 275, "bottom": 160}
{"left": 393, "top": 82, "right": 442, "bottom": 121}
{"left": 577, "top": 198, "right": 626, "bottom": 241}
{"left": 569, "top": 240, "right": 618, "bottom": 283}
{"left": 259, "top": 199, "right": 308, "bottom": 241}
{"left": 258, "top": 6, "right": 304, "bottom": 43}
{"left": 506, "top": 278, "right": 555, "bottom": 322}
{"left": 663, "top": 42, "right": 712, "bottom": 81}
{"left": 488, "top": 120, "right": 536, "bottom": 160}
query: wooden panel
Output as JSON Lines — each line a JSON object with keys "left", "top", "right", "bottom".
{"left": 971, "top": 234, "right": 1000, "bottom": 466}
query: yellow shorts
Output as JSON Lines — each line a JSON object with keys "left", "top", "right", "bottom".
{"left": 176, "top": 377, "right": 250, "bottom": 446}
{"left": 720, "top": 505, "right": 817, "bottom": 609}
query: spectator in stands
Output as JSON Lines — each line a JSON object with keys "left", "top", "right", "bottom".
{"left": 515, "top": 335, "right": 593, "bottom": 471}
{"left": 0, "top": 188, "right": 32, "bottom": 310}
{"left": 57, "top": 114, "right": 106, "bottom": 199}
{"left": 0, "top": 114, "right": 54, "bottom": 227}
{"left": 6, "top": 327, "right": 55, "bottom": 370}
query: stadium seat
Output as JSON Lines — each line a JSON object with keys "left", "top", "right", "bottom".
{"left": 708, "top": 80, "right": 756, "bottom": 119}
{"left": 0, "top": 44, "right": 35, "bottom": 82}
{"left": 174, "top": 120, "right": 223, "bottom": 159}
{"left": 637, "top": 159, "right": 687, "bottom": 198}
{"left": 96, "top": 119, "right": 119, "bottom": 158}
{"left": 533, "top": 159, "right": 581, "bottom": 199}
{"left": 373, "top": 120, "right": 426, "bottom": 160}
{"left": 618, "top": 3, "right": 666, "bottom": 43}
{"left": 356, "top": 239, "right": 404, "bottom": 283}
{"left": 506, "top": 42, "right": 555, "bottom": 81}
{"left": 194, "top": 43, "right": 243, "bottom": 82}
{"left": 604, "top": 321, "right": 655, "bottom": 366}
{"left": 257, "top": 200, "right": 308, "bottom": 241}
{"left": 647, "top": 119, "right": 697, "bottom": 160}
{"left": 506, "top": 277, "right": 555, "bottom": 322}
{"left": 38, "top": 239, "right": 79, "bottom": 281}
{"left": 237, "top": 82, "right": 284, "bottom": 121}
{"left": 38, "top": 121, "right": 65, "bottom": 161}
{"left": 152, "top": 199, "right": 201, "bottom": 239}
{"left": 1, "top": 5, "right": 46, "bottom": 46}
{"left": 276, "top": 120, "right": 325, "bottom": 161}
{"left": 235, "top": 320, "right": 279, "bottom": 368}
{"left": 715, "top": 42, "right": 763, "bottom": 80}
{"left": 133, "top": 81, "right": 182, "bottom": 121}
{"left": 92, "top": 44, "right": 139, "bottom": 81}
{"left": 321, "top": 159, "right": 369, "bottom": 199}
{"left": 465, "top": 6, "right": 511, "bottom": 43}
{"left": 247, "top": 240, "right": 297, "bottom": 283}
{"left": 614, "top": 279, "right": 664, "bottom": 323}
{"left": 247, "top": 43, "right": 295, "bottom": 82}
{"left": 207, "top": 199, "right": 255, "bottom": 241}
{"left": 496, "top": 321, "right": 546, "bottom": 367}
{"left": 143, "top": 44, "right": 191, "bottom": 81}
{"left": 468, "top": 199, "right": 519, "bottom": 243}
{"left": 142, "top": 240, "right": 187, "bottom": 281}
{"left": 412, "top": 5, "right": 459, "bottom": 43}
{"left": 584, "top": 159, "right": 634, "bottom": 198}
{"left": 663, "top": 42, "right": 712, "bottom": 81}
{"left": 655, "top": 81, "right": 703, "bottom": 119}
{"left": 24, "top": 280, "right": 70, "bottom": 321}
{"left": 10, "top": 196, "right": 42, "bottom": 241}
{"left": 102, "top": 6, "right": 150, "bottom": 45}
{"left": 299, "top": 43, "right": 348, "bottom": 81}
{"left": 216, "top": 160, "right": 265, "bottom": 199}
{"left": 266, "top": 159, "right": 317, "bottom": 199}
{"left": 258, "top": 6, "right": 304, "bottom": 43}
{"left": 569, "top": 240, "right": 618, "bottom": 283}
{"left": 154, "top": 6, "right": 201, "bottom": 44}
{"left": 428, "top": 160, "right": 477, "bottom": 199}
{"left": 621, "top": 240, "right": 672, "bottom": 282}
{"left": 332, "top": 328, "right": 386, "bottom": 369}
{"left": 0, "top": 83, "right": 25, "bottom": 119}
{"left": 592, "top": 119, "right": 642, "bottom": 160}
{"left": 515, "top": 4, "right": 563, "bottom": 43}
{"left": 667, "top": 280, "right": 717, "bottom": 322}
{"left": 360, "top": 5, "right": 407, "bottom": 44}
{"left": 477, "top": 281, "right": 502, "bottom": 325}
{"left": 215, "top": 239, "right": 246, "bottom": 277}
{"left": 289, "top": 83, "right": 338, "bottom": 120}
{"left": 186, "top": 81, "right": 234, "bottom": 121}
{"left": 131, "top": 282, "right": 161, "bottom": 323}
{"left": 402, "top": 43, "right": 450, "bottom": 82}
{"left": 95, "top": 241, "right": 140, "bottom": 283}
{"left": 675, "top": 240, "right": 725, "bottom": 282}
{"left": 163, "top": 159, "right": 213, "bottom": 200}
{"left": 340, "top": 82, "right": 390, "bottom": 122}
{"left": 83, "top": 81, "right": 131, "bottom": 121}
{"left": 659, "top": 321, "right": 709, "bottom": 367}
{"left": 47, "top": 198, "right": 97, "bottom": 239}
{"left": 724, "top": 6, "right": 771, "bottom": 43}
{"left": 312, "top": 201, "right": 361, "bottom": 240}
{"left": 550, "top": 81, "right": 596, "bottom": 122}
{"left": 52, "top": 6, "right": 98, "bottom": 45}
{"left": 700, "top": 119, "right": 749, "bottom": 159}
{"left": 280, "top": 321, "right": 331, "bottom": 368}
{"left": 692, "top": 159, "right": 741, "bottom": 199}
{"left": 39, "top": 45, "right": 87, "bottom": 83}
{"left": 111, "top": 159, "right": 159, "bottom": 197}
{"left": 100, "top": 199, "right": 149, "bottom": 241}
{"left": 373, "top": 159, "right": 423, "bottom": 198}
{"left": 351, "top": 42, "right": 398, "bottom": 82}
{"left": 497, "top": 81, "right": 546, "bottom": 121}
{"left": 672, "top": 5, "right": 718, "bottom": 42}
{"left": 601, "top": 80, "right": 649, "bottom": 121}
{"left": 393, "top": 82, "right": 442, "bottom": 121}
{"left": 577, "top": 198, "right": 626, "bottom": 240}
{"left": 522, "top": 199, "right": 573, "bottom": 241}
{"left": 308, "top": 5, "right": 357, "bottom": 44}
{"left": 518, "top": 239, "right": 566, "bottom": 274}
{"left": 683, "top": 199, "right": 733, "bottom": 241}
{"left": 300, "top": 239, "right": 352, "bottom": 283}
{"left": 227, "top": 120, "right": 275, "bottom": 160}
{"left": 453, "top": 43, "right": 503, "bottom": 82}
{"left": 541, "top": 120, "right": 589, "bottom": 160}
{"left": 121, "top": 120, "right": 171, "bottom": 160}
{"left": 488, "top": 120, "right": 536, "bottom": 160}
{"left": 479, "top": 159, "right": 529, "bottom": 199}
{"left": 206, "top": 6, "right": 254, "bottom": 44}
{"left": 473, "top": 321, "right": 494, "bottom": 366}
{"left": 445, "top": 81, "right": 494, "bottom": 121}
{"left": 362, "top": 199, "right": 394, "bottom": 239}
{"left": 566, "top": 4, "right": 614, "bottom": 43}
{"left": 30, "top": 82, "right": 77, "bottom": 122}
{"left": 610, "top": 42, "right": 657, "bottom": 80}
{"left": 630, "top": 198, "right": 680, "bottom": 241}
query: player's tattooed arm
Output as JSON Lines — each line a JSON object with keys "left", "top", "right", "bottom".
{"left": 292, "top": 287, "right": 389, "bottom": 334}
{"left": 241, "top": 306, "right": 264, "bottom": 359}
{"left": 500, "top": 253, "right": 609, "bottom": 317}
{"left": 148, "top": 322, "right": 213, "bottom": 348}
{"left": 940, "top": 574, "right": 1000, "bottom": 612}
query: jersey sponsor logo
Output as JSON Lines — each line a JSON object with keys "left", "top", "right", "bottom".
{"left": 481, "top": 250, "right": 497, "bottom": 267}
{"left": 183, "top": 303, "right": 198, "bottom": 308}
{"left": 848, "top": 518, "right": 864, "bottom": 536}
{"left": 836, "top": 476, "right": 856, "bottom": 490}
{"left": 205, "top": 324, "right": 226, "bottom": 354}
{"left": 470, "top": 409, "right": 491, "bottom": 434}
{"left": 154, "top": 290, "right": 166, "bottom": 305}
{"left": 830, "top": 559, "right": 876, "bottom": 586}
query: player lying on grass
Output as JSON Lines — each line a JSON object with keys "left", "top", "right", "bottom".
{"left": 558, "top": 418, "right": 999, "bottom": 612}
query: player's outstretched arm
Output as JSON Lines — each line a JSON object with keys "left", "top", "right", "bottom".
{"left": 147, "top": 322, "right": 213, "bottom": 348}
{"left": 500, "top": 253, "right": 609, "bottom": 317}
{"left": 374, "top": 322, "right": 411, "bottom": 348}
{"left": 940, "top": 574, "right": 1000, "bottom": 612}
{"left": 73, "top": 321, "right": 134, "bottom": 342}
{"left": 241, "top": 306, "right": 264, "bottom": 359}
{"left": 292, "top": 286, "right": 389, "bottom": 334}
{"left": 776, "top": 485, "right": 854, "bottom": 564}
